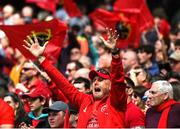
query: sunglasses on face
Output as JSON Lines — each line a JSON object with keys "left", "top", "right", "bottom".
{"left": 22, "top": 67, "right": 34, "bottom": 71}
{"left": 142, "top": 96, "right": 148, "bottom": 101}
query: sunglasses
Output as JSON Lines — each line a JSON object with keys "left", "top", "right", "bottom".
{"left": 22, "top": 67, "right": 34, "bottom": 71}
{"left": 97, "top": 68, "right": 110, "bottom": 76}
{"left": 142, "top": 96, "right": 148, "bottom": 101}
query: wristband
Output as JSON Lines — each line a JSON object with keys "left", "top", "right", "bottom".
{"left": 38, "top": 56, "right": 45, "bottom": 63}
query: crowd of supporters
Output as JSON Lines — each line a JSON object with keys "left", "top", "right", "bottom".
{"left": 0, "top": 1, "right": 180, "bottom": 128}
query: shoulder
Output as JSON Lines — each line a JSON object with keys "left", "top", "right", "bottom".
{"left": 0, "top": 99, "right": 14, "bottom": 124}
{"left": 127, "top": 103, "right": 144, "bottom": 116}
{"left": 171, "top": 103, "right": 180, "bottom": 111}
{"left": 0, "top": 99, "right": 14, "bottom": 113}
{"left": 146, "top": 107, "right": 155, "bottom": 115}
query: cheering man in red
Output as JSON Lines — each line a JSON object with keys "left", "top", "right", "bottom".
{"left": 23, "top": 29, "right": 127, "bottom": 128}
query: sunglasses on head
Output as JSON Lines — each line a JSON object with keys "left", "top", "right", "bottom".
{"left": 97, "top": 68, "right": 110, "bottom": 75}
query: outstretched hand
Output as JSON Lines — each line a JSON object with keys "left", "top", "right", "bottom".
{"left": 99, "top": 28, "right": 119, "bottom": 50}
{"left": 23, "top": 34, "right": 48, "bottom": 57}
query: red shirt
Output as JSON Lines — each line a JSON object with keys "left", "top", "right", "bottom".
{"left": 125, "top": 101, "right": 145, "bottom": 128}
{"left": 0, "top": 99, "right": 14, "bottom": 125}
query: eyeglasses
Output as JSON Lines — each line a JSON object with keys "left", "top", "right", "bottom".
{"left": 97, "top": 68, "right": 110, "bottom": 76}
{"left": 22, "top": 67, "right": 34, "bottom": 71}
{"left": 142, "top": 96, "right": 148, "bottom": 101}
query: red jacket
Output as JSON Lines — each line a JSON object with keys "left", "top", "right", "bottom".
{"left": 0, "top": 99, "right": 14, "bottom": 126}
{"left": 40, "top": 56, "right": 127, "bottom": 128}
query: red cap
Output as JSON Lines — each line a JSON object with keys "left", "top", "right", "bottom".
{"left": 22, "top": 79, "right": 52, "bottom": 99}
{"left": 89, "top": 68, "right": 111, "bottom": 80}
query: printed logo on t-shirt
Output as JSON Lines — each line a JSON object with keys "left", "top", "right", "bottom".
{"left": 87, "top": 117, "right": 99, "bottom": 128}
{"left": 101, "top": 104, "right": 108, "bottom": 115}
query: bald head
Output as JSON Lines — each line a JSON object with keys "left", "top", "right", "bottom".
{"left": 22, "top": 6, "right": 33, "bottom": 17}
{"left": 3, "top": 5, "right": 14, "bottom": 18}
{"left": 122, "top": 49, "right": 139, "bottom": 73}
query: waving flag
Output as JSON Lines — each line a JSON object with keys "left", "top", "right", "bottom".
{"left": 0, "top": 19, "right": 67, "bottom": 61}
{"left": 89, "top": 9, "right": 140, "bottom": 48}
{"left": 89, "top": 8, "right": 127, "bottom": 30}
{"left": 62, "top": 0, "right": 82, "bottom": 17}
{"left": 113, "top": 0, "right": 154, "bottom": 32}
{"left": 26, "top": 0, "right": 59, "bottom": 13}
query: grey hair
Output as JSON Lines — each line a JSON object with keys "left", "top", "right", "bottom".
{"left": 152, "top": 80, "right": 173, "bottom": 99}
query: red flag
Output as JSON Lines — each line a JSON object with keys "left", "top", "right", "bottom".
{"left": 89, "top": 8, "right": 126, "bottom": 30}
{"left": 113, "top": 0, "right": 154, "bottom": 32}
{"left": 89, "top": 9, "right": 140, "bottom": 48}
{"left": 0, "top": 19, "right": 67, "bottom": 61}
{"left": 63, "top": 0, "right": 82, "bottom": 17}
{"left": 26, "top": 0, "right": 59, "bottom": 13}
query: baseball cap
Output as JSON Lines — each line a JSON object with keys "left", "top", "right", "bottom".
{"left": 21, "top": 79, "right": 52, "bottom": 99}
{"left": 169, "top": 51, "right": 180, "bottom": 61}
{"left": 89, "top": 68, "right": 111, "bottom": 80}
{"left": 42, "top": 101, "right": 68, "bottom": 113}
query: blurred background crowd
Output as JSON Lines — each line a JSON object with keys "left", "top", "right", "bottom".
{"left": 0, "top": 0, "right": 180, "bottom": 128}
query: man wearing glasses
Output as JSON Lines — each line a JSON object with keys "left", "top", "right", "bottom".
{"left": 146, "top": 80, "right": 180, "bottom": 128}
{"left": 24, "top": 29, "right": 127, "bottom": 128}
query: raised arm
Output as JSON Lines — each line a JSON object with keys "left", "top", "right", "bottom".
{"left": 23, "top": 34, "right": 88, "bottom": 109}
{"left": 100, "top": 28, "right": 127, "bottom": 111}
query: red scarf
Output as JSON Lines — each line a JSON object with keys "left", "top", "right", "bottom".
{"left": 157, "top": 99, "right": 177, "bottom": 128}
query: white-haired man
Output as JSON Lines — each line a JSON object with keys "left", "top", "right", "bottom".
{"left": 146, "top": 80, "right": 180, "bottom": 128}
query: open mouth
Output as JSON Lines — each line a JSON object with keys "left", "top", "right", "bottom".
{"left": 94, "top": 87, "right": 101, "bottom": 92}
